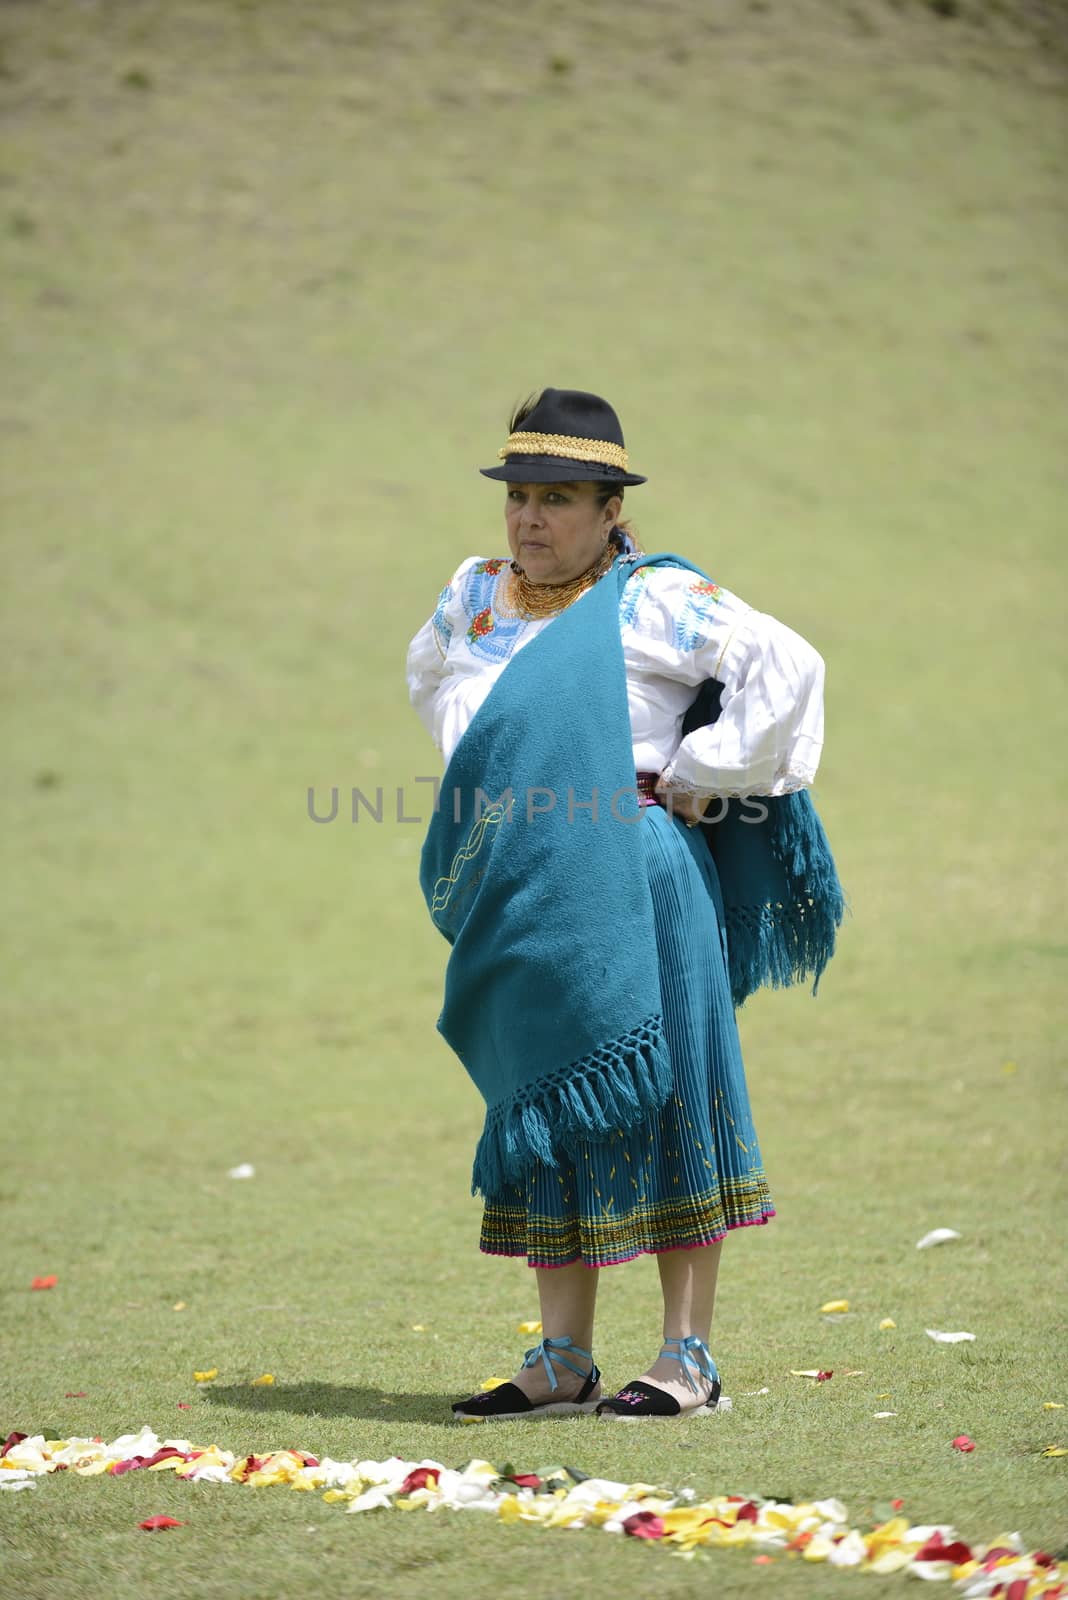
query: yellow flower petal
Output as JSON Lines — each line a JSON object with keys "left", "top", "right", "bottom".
{"left": 1043, "top": 1402, "right": 1064, "bottom": 1410}
{"left": 1041, "top": 1445, "right": 1067, "bottom": 1457}
{"left": 820, "top": 1300, "right": 850, "bottom": 1314}
{"left": 173, "top": 1302, "right": 187, "bottom": 1312}
{"left": 516, "top": 1320, "right": 542, "bottom": 1335}
{"left": 251, "top": 1374, "right": 274, "bottom": 1387}
{"left": 411, "top": 1324, "right": 428, "bottom": 1332}
{"left": 879, "top": 1318, "right": 896, "bottom": 1330}
{"left": 193, "top": 1368, "right": 218, "bottom": 1383}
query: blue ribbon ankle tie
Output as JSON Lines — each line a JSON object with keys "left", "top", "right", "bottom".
{"left": 659, "top": 1335, "right": 720, "bottom": 1396}
{"left": 522, "top": 1336, "right": 594, "bottom": 1393}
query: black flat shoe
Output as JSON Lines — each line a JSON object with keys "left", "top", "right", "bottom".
{"left": 596, "top": 1336, "right": 723, "bottom": 1419}
{"left": 451, "top": 1334, "right": 601, "bottom": 1423}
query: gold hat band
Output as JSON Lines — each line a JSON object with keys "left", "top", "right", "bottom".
{"left": 497, "top": 431, "right": 630, "bottom": 471}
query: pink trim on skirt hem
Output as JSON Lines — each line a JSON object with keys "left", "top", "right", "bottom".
{"left": 479, "top": 1207, "right": 776, "bottom": 1270}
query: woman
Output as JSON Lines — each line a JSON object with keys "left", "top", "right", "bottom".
{"left": 406, "top": 388, "right": 841, "bottom": 1421}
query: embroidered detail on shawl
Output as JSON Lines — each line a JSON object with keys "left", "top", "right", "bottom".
{"left": 429, "top": 805, "right": 507, "bottom": 916}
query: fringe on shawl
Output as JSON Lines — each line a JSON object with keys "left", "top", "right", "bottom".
{"left": 471, "top": 1015, "right": 673, "bottom": 1200}
{"left": 724, "top": 789, "right": 846, "bottom": 1009}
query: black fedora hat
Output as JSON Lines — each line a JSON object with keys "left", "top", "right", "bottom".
{"left": 480, "top": 388, "right": 647, "bottom": 486}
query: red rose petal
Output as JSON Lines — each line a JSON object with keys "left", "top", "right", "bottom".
{"left": 177, "top": 1402, "right": 191, "bottom": 1410}
{"left": 753, "top": 1555, "right": 774, "bottom": 1564}
{"left": 915, "top": 1532, "right": 974, "bottom": 1564}
{"left": 622, "top": 1511, "right": 665, "bottom": 1540}
{"left": 2, "top": 1432, "right": 28, "bottom": 1456}
{"left": 143, "top": 1448, "right": 189, "bottom": 1468}
{"left": 736, "top": 1501, "right": 761, "bottom": 1523}
{"left": 139, "top": 1515, "right": 184, "bottom": 1531}
{"left": 64, "top": 1392, "right": 87, "bottom": 1398}
{"left": 31, "top": 1275, "right": 58, "bottom": 1291}
{"left": 112, "top": 1456, "right": 149, "bottom": 1476}
{"left": 509, "top": 1473, "right": 542, "bottom": 1489}
{"left": 815, "top": 1370, "right": 833, "bottom": 1382}
{"left": 952, "top": 1434, "right": 976, "bottom": 1453}
{"left": 891, "top": 1498, "right": 905, "bottom": 1511}
{"left": 399, "top": 1467, "right": 439, "bottom": 1494}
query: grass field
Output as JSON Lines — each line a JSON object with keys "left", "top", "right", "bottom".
{"left": 3, "top": 1, "right": 1067, "bottom": 1595}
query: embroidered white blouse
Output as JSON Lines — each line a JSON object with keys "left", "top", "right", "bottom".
{"left": 406, "top": 556, "right": 825, "bottom": 797}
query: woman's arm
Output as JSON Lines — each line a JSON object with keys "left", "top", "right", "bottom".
{"left": 660, "top": 605, "right": 825, "bottom": 799}
{"left": 405, "top": 557, "right": 485, "bottom": 752}
{"left": 622, "top": 566, "right": 824, "bottom": 811}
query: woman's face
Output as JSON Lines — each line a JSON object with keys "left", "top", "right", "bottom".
{"left": 505, "top": 481, "right": 621, "bottom": 585}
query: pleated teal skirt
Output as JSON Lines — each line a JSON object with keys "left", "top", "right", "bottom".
{"left": 479, "top": 803, "right": 775, "bottom": 1268}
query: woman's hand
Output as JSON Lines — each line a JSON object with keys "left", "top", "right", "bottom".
{"left": 654, "top": 777, "right": 709, "bottom": 828}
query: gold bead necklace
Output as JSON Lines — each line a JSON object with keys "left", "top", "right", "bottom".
{"left": 497, "top": 540, "right": 618, "bottom": 620}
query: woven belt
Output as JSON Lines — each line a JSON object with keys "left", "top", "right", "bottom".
{"left": 636, "top": 770, "right": 661, "bottom": 807}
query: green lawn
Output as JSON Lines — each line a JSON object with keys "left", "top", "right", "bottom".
{"left": 2, "top": 2, "right": 1066, "bottom": 1595}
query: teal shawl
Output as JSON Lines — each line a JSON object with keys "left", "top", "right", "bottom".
{"left": 419, "top": 553, "right": 844, "bottom": 1200}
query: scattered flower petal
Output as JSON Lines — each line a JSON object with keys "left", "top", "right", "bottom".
{"left": 139, "top": 1515, "right": 184, "bottom": 1531}
{"left": 251, "top": 1375, "right": 274, "bottom": 1387}
{"left": 873, "top": 1412, "right": 898, "bottom": 1419}
{"left": 177, "top": 1403, "right": 190, "bottom": 1410}
{"left": 820, "top": 1300, "right": 849, "bottom": 1314}
{"left": 879, "top": 1318, "right": 896, "bottom": 1330}
{"left": 742, "top": 1387, "right": 771, "bottom": 1396}
{"left": 622, "top": 1510, "right": 664, "bottom": 1539}
{"left": 30, "top": 1275, "right": 58, "bottom": 1291}
{"left": 1041, "top": 1445, "right": 1066, "bottom": 1457}
{"left": 753, "top": 1554, "right": 774, "bottom": 1564}
{"left": 952, "top": 1436, "right": 976, "bottom": 1453}
{"left": 1044, "top": 1403, "right": 1064, "bottom": 1410}
{"left": 64, "top": 1392, "right": 87, "bottom": 1398}
{"left": 228, "top": 1164, "right": 255, "bottom": 1179}
{"left": 916, "top": 1229, "right": 962, "bottom": 1250}
{"left": 193, "top": 1369, "right": 218, "bottom": 1383}
{"left": 816, "top": 1370, "right": 834, "bottom": 1383}
{"left": 411, "top": 1325, "right": 428, "bottom": 1333}
{"left": 4, "top": 1427, "right": 1063, "bottom": 1594}
{"left": 173, "top": 1302, "right": 187, "bottom": 1312}
{"left": 925, "top": 1330, "right": 976, "bottom": 1343}
{"left": 516, "top": 1321, "right": 542, "bottom": 1335}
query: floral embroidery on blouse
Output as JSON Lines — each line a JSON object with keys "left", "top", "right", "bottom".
{"left": 618, "top": 564, "right": 654, "bottom": 629}
{"left": 467, "top": 607, "right": 494, "bottom": 643}
{"left": 460, "top": 561, "right": 528, "bottom": 663}
{"left": 672, "top": 576, "right": 725, "bottom": 653}
{"left": 431, "top": 583, "right": 454, "bottom": 657}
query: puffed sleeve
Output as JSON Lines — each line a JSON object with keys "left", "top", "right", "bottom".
{"left": 665, "top": 608, "right": 823, "bottom": 795}
{"left": 632, "top": 568, "right": 825, "bottom": 797}
{"left": 405, "top": 557, "right": 479, "bottom": 751}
